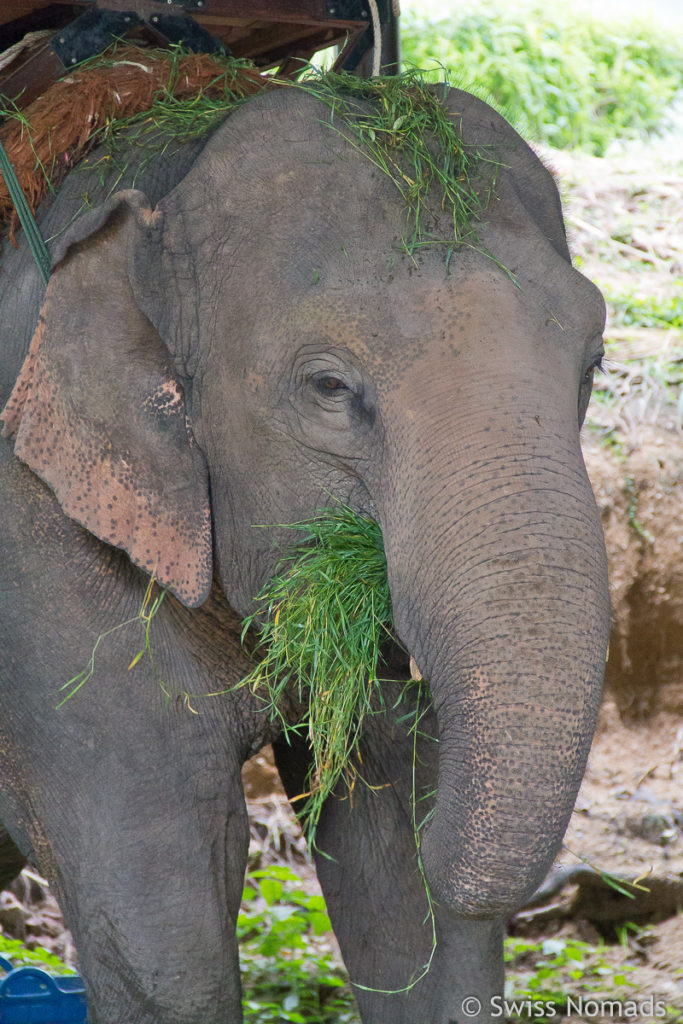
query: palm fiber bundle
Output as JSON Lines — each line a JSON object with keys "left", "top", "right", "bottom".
{"left": 0, "top": 47, "right": 273, "bottom": 243}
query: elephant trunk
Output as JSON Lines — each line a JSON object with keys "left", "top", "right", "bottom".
{"left": 380, "top": 394, "right": 610, "bottom": 918}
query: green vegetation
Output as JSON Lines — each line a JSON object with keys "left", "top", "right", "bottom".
{"left": 239, "top": 866, "right": 357, "bottom": 1023}
{"left": 608, "top": 288, "right": 683, "bottom": 330}
{"left": 5, "top": 872, "right": 675, "bottom": 1022}
{"left": 240, "top": 872, "right": 656, "bottom": 1023}
{"left": 505, "top": 934, "right": 635, "bottom": 1016}
{"left": 624, "top": 476, "right": 655, "bottom": 544}
{"left": 6, "top": 48, "right": 503, "bottom": 260}
{"left": 0, "top": 935, "right": 74, "bottom": 974}
{"left": 64, "top": 49, "right": 264, "bottom": 197}
{"left": 240, "top": 506, "right": 395, "bottom": 840}
{"left": 587, "top": 306, "right": 682, "bottom": 444}
{"left": 90, "top": 59, "right": 253, "bottom": 151}
{"left": 96, "top": 61, "right": 493, "bottom": 256}
{"left": 401, "top": 1, "right": 683, "bottom": 154}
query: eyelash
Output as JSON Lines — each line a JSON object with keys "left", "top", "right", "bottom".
{"left": 585, "top": 356, "right": 604, "bottom": 380}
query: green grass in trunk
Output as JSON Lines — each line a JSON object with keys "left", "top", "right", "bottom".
{"left": 240, "top": 506, "right": 396, "bottom": 840}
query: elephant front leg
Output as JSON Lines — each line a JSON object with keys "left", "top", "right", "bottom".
{"left": 66, "top": 784, "right": 246, "bottom": 1022}
{"left": 273, "top": 701, "right": 504, "bottom": 1024}
{"left": 27, "top": 711, "right": 251, "bottom": 1024}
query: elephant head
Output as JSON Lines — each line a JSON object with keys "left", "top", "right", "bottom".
{"left": 2, "top": 84, "right": 610, "bottom": 927}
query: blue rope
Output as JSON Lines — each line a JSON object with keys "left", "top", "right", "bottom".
{"left": 0, "top": 136, "right": 51, "bottom": 285}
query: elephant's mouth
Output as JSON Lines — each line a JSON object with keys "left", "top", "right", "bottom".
{"left": 237, "top": 504, "right": 413, "bottom": 839}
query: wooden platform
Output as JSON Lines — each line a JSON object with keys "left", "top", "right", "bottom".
{"left": 1, "top": 2, "right": 374, "bottom": 64}
{"left": 1, "top": 1, "right": 381, "bottom": 109}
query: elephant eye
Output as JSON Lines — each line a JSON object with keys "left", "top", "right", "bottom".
{"left": 316, "top": 375, "right": 349, "bottom": 393}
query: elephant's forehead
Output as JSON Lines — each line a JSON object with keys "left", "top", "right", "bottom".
{"left": 281, "top": 254, "right": 602, "bottom": 382}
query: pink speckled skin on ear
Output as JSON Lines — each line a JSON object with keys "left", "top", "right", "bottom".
{"left": 1, "top": 195, "right": 212, "bottom": 607}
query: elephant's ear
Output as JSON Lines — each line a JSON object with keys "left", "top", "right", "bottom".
{"left": 0, "top": 190, "right": 212, "bottom": 607}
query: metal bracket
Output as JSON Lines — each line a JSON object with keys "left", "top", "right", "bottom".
{"left": 51, "top": 3, "right": 228, "bottom": 68}
{"left": 324, "top": 1, "right": 370, "bottom": 20}
{"left": 149, "top": 0, "right": 208, "bottom": 8}
{"left": 52, "top": 9, "right": 141, "bottom": 67}
{"left": 145, "top": 12, "right": 227, "bottom": 52}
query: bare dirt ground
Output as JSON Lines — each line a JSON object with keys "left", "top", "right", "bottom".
{"left": 1, "top": 142, "right": 681, "bottom": 1020}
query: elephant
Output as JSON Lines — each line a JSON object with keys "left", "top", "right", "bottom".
{"left": 0, "top": 78, "right": 610, "bottom": 1024}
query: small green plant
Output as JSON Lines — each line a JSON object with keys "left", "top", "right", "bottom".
{"left": 238, "top": 866, "right": 358, "bottom": 1023}
{"left": 505, "top": 934, "right": 636, "bottom": 1013}
{"left": 624, "top": 477, "right": 655, "bottom": 544}
{"left": 614, "top": 921, "right": 641, "bottom": 948}
{"left": 240, "top": 506, "right": 395, "bottom": 839}
{"left": 402, "top": 1, "right": 683, "bottom": 154}
{"left": 0, "top": 935, "right": 74, "bottom": 974}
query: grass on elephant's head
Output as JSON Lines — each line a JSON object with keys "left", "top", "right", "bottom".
{"left": 240, "top": 505, "right": 395, "bottom": 840}
{"left": 31, "top": 49, "right": 493, "bottom": 260}
{"left": 102, "top": 60, "right": 492, "bottom": 255}
{"left": 3, "top": 43, "right": 497, "bottom": 261}
{"left": 294, "top": 68, "right": 495, "bottom": 255}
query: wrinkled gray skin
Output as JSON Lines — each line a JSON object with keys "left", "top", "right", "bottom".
{"left": 0, "top": 86, "right": 610, "bottom": 1023}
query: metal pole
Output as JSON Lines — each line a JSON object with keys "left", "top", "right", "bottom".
{"left": 381, "top": 4, "right": 400, "bottom": 75}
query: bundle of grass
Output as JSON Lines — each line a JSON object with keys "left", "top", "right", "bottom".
{"left": 241, "top": 506, "right": 396, "bottom": 839}
{"left": 0, "top": 45, "right": 272, "bottom": 242}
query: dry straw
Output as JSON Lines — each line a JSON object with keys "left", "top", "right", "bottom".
{"left": 0, "top": 46, "right": 270, "bottom": 241}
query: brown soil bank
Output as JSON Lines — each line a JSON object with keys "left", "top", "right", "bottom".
{"left": 584, "top": 427, "right": 683, "bottom": 719}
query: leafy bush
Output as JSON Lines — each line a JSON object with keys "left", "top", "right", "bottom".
{"left": 238, "top": 870, "right": 646, "bottom": 1022}
{"left": 505, "top": 934, "right": 634, "bottom": 1008}
{"left": 0, "top": 935, "right": 74, "bottom": 973}
{"left": 238, "top": 866, "right": 359, "bottom": 1023}
{"left": 401, "top": 2, "right": 683, "bottom": 153}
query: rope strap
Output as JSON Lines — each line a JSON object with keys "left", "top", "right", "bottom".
{"left": 0, "top": 136, "right": 50, "bottom": 284}
{"left": 368, "top": 0, "right": 382, "bottom": 77}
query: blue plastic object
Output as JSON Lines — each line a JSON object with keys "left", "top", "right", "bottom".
{"left": 0, "top": 957, "right": 87, "bottom": 1023}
